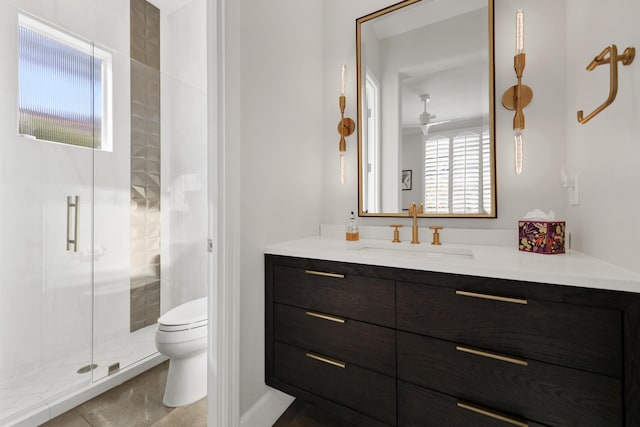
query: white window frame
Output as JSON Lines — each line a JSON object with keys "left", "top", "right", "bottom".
{"left": 18, "top": 13, "right": 113, "bottom": 151}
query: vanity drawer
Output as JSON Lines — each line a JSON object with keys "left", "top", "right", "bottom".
{"left": 398, "top": 381, "right": 549, "bottom": 427}
{"left": 273, "top": 265, "right": 395, "bottom": 328}
{"left": 274, "top": 341, "right": 396, "bottom": 426}
{"left": 274, "top": 303, "right": 395, "bottom": 376}
{"left": 397, "top": 331, "right": 622, "bottom": 427}
{"left": 396, "top": 281, "right": 622, "bottom": 377}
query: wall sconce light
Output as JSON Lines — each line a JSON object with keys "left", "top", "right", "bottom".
{"left": 338, "top": 64, "right": 355, "bottom": 184}
{"left": 502, "top": 10, "right": 533, "bottom": 175}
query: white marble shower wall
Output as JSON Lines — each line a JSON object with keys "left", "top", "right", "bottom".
{"left": 156, "top": 0, "right": 208, "bottom": 314}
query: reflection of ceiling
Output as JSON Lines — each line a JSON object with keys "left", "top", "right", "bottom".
{"left": 401, "top": 55, "right": 489, "bottom": 129}
{"left": 371, "top": 0, "right": 485, "bottom": 40}
{"left": 374, "top": 0, "right": 490, "bottom": 130}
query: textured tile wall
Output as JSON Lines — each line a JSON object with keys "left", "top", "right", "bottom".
{"left": 130, "top": 0, "right": 161, "bottom": 332}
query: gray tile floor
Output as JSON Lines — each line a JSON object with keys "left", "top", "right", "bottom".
{"left": 41, "top": 362, "right": 206, "bottom": 427}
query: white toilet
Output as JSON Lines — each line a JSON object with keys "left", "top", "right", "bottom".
{"left": 155, "top": 296, "right": 208, "bottom": 407}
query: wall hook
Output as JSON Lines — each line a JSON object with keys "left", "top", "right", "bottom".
{"left": 577, "top": 44, "right": 635, "bottom": 124}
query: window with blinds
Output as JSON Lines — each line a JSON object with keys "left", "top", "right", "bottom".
{"left": 18, "top": 14, "right": 111, "bottom": 150}
{"left": 424, "top": 129, "right": 491, "bottom": 214}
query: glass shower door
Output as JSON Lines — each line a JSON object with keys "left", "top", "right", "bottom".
{"left": 0, "top": 4, "right": 96, "bottom": 423}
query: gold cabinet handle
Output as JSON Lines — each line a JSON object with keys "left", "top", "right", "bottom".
{"left": 456, "top": 290, "right": 527, "bottom": 305}
{"left": 304, "top": 270, "right": 345, "bottom": 279}
{"left": 456, "top": 345, "right": 528, "bottom": 367}
{"left": 457, "top": 402, "right": 528, "bottom": 427}
{"left": 305, "top": 311, "right": 346, "bottom": 324}
{"left": 305, "top": 352, "right": 346, "bottom": 369}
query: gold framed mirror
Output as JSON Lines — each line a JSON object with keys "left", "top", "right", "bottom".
{"left": 357, "top": 0, "right": 496, "bottom": 217}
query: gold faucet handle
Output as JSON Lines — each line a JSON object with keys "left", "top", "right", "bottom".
{"left": 389, "top": 224, "right": 403, "bottom": 243}
{"left": 429, "top": 226, "right": 443, "bottom": 246}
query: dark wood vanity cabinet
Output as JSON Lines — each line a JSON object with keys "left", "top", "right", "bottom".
{"left": 266, "top": 255, "right": 397, "bottom": 426}
{"left": 265, "top": 254, "right": 640, "bottom": 427}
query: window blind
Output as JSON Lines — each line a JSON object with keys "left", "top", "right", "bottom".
{"left": 424, "top": 136, "right": 450, "bottom": 214}
{"left": 424, "top": 129, "right": 492, "bottom": 214}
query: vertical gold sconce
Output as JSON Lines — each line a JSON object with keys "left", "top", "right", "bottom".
{"left": 502, "top": 10, "right": 533, "bottom": 175}
{"left": 338, "top": 64, "right": 355, "bottom": 184}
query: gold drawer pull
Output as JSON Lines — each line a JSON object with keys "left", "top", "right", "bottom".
{"left": 305, "top": 352, "right": 346, "bottom": 369}
{"left": 456, "top": 290, "right": 527, "bottom": 305}
{"left": 305, "top": 311, "right": 346, "bottom": 324}
{"left": 304, "top": 270, "right": 345, "bottom": 279}
{"left": 456, "top": 345, "right": 528, "bottom": 367}
{"left": 457, "top": 402, "right": 528, "bottom": 427}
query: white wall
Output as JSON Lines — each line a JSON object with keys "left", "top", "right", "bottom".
{"left": 565, "top": 0, "right": 640, "bottom": 273}
{"left": 236, "top": 0, "right": 324, "bottom": 415}
{"left": 322, "top": 0, "right": 392, "bottom": 222}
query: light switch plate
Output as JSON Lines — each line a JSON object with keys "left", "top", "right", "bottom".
{"left": 569, "top": 174, "right": 579, "bottom": 205}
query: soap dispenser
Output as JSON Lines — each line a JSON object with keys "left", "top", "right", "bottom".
{"left": 346, "top": 211, "right": 359, "bottom": 241}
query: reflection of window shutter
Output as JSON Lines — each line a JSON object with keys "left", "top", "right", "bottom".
{"left": 424, "top": 129, "right": 491, "bottom": 215}
{"left": 18, "top": 20, "right": 102, "bottom": 148}
{"left": 424, "top": 136, "right": 450, "bottom": 214}
{"left": 452, "top": 132, "right": 480, "bottom": 214}
{"left": 482, "top": 130, "right": 491, "bottom": 214}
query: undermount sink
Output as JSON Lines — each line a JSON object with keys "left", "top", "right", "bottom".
{"left": 351, "top": 241, "right": 474, "bottom": 259}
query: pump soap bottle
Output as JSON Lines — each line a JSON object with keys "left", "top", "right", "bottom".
{"left": 346, "top": 211, "right": 359, "bottom": 241}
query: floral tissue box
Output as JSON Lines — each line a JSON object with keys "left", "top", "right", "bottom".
{"left": 518, "top": 221, "right": 566, "bottom": 254}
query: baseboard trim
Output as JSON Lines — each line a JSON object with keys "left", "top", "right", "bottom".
{"left": 239, "top": 387, "right": 294, "bottom": 427}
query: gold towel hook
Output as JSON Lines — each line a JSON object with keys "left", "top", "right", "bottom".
{"left": 577, "top": 44, "right": 635, "bottom": 124}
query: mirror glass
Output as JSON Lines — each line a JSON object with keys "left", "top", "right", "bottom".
{"left": 357, "top": 0, "right": 496, "bottom": 217}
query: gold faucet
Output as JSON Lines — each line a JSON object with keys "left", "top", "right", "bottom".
{"left": 408, "top": 202, "right": 423, "bottom": 244}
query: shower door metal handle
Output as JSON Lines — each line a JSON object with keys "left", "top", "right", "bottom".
{"left": 66, "top": 196, "right": 79, "bottom": 252}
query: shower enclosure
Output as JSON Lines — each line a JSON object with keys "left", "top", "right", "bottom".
{"left": 0, "top": 0, "right": 208, "bottom": 424}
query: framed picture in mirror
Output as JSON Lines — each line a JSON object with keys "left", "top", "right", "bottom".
{"left": 402, "top": 170, "right": 412, "bottom": 191}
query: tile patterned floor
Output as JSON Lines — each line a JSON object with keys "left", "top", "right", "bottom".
{"left": 40, "top": 362, "right": 206, "bottom": 427}
{"left": 2, "top": 325, "right": 158, "bottom": 424}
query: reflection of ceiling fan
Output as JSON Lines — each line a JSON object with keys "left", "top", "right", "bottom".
{"left": 415, "top": 94, "right": 449, "bottom": 136}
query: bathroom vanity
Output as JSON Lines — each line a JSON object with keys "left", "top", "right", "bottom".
{"left": 265, "top": 237, "right": 640, "bottom": 427}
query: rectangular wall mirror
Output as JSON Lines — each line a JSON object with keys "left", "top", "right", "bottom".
{"left": 357, "top": 0, "right": 496, "bottom": 217}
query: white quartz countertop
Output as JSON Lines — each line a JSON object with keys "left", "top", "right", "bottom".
{"left": 264, "top": 236, "right": 640, "bottom": 294}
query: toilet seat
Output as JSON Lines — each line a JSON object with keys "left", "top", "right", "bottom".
{"left": 157, "top": 297, "right": 207, "bottom": 333}
{"left": 158, "top": 319, "right": 207, "bottom": 333}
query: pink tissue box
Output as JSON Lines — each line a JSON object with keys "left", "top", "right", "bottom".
{"left": 518, "top": 221, "right": 565, "bottom": 254}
